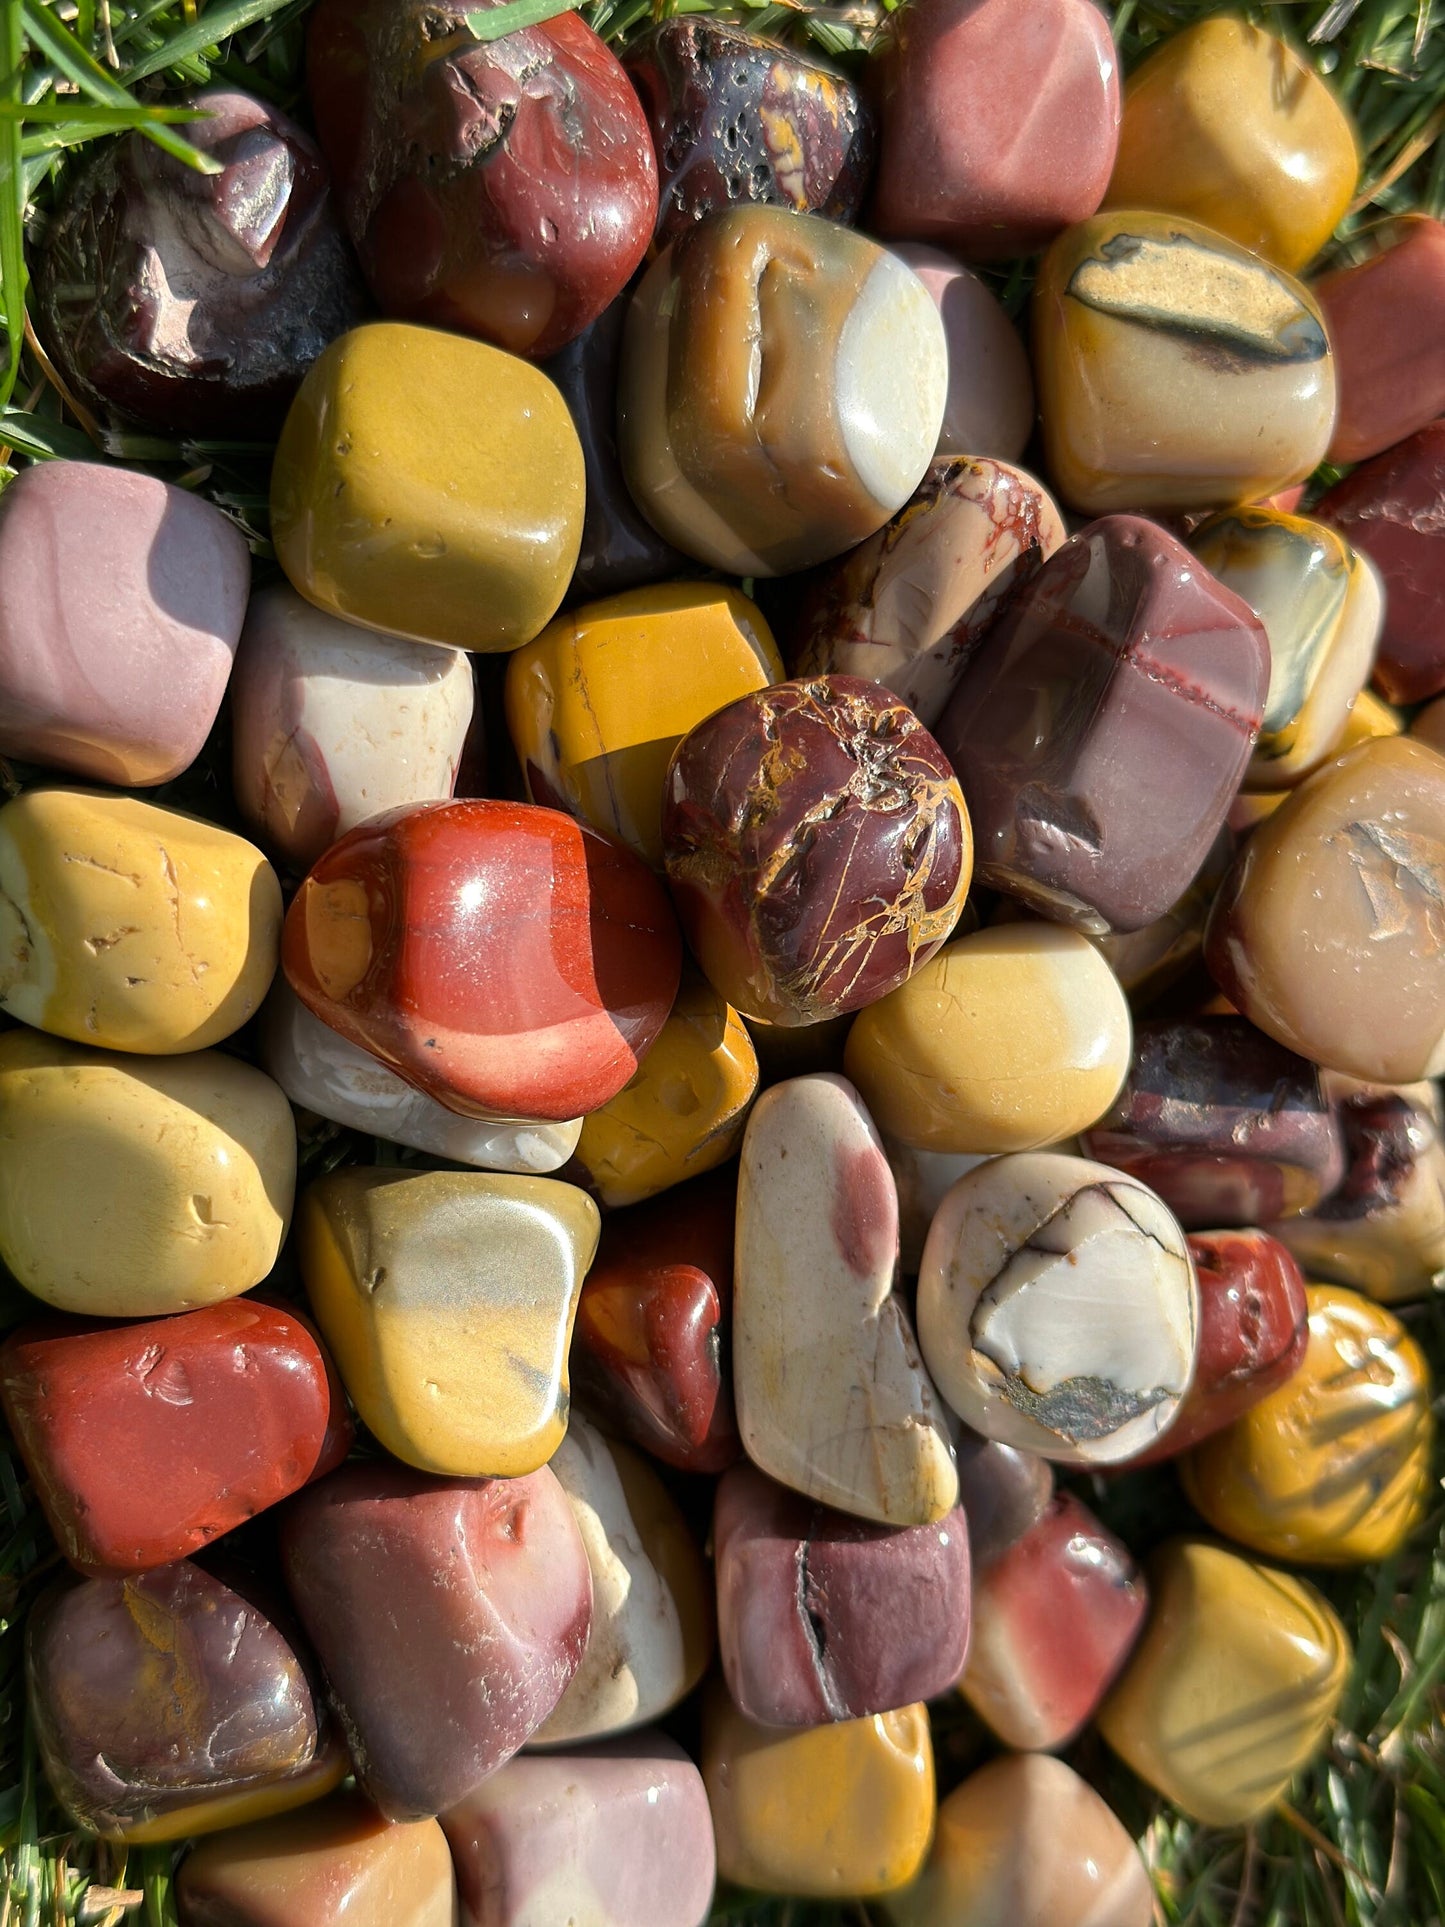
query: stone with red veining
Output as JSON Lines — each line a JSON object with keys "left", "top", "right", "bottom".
{"left": 887, "top": 248, "right": 1036, "bottom": 463}
{"left": 282, "top": 798, "right": 681, "bottom": 1122}
{"left": 1315, "top": 217, "right": 1445, "bottom": 467}
{"left": 953, "top": 1431, "right": 1054, "bottom": 1572}
{"left": 934, "top": 515, "right": 1270, "bottom": 935}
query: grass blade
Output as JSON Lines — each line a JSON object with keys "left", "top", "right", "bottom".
{"left": 120, "top": 0, "right": 310, "bottom": 82}
{"left": 0, "top": 0, "right": 22, "bottom": 408}
{"left": 465, "top": 0, "right": 584, "bottom": 37}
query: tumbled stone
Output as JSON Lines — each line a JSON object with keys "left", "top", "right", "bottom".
{"left": 618, "top": 208, "right": 947, "bottom": 575}
{"left": 1417, "top": 695, "right": 1445, "bottom": 754}
{"left": 300, "top": 1168, "right": 599, "bottom": 1477}
{"left": 662, "top": 678, "right": 969, "bottom": 1026}
{"left": 1316, "top": 216, "right": 1445, "bottom": 464}
{"left": 442, "top": 1734, "right": 715, "bottom": 1927}
{"left": 714, "top": 1462, "right": 970, "bottom": 1727}
{"left": 1033, "top": 213, "right": 1336, "bottom": 513}
{"left": 790, "top": 456, "right": 1066, "bottom": 727}
{"left": 917, "top": 1152, "right": 1198, "bottom": 1466}
{"left": 1094, "top": 826, "right": 1235, "bottom": 1004}
{"left": 271, "top": 324, "right": 583, "bottom": 654}
{"left": 0, "top": 1029, "right": 294, "bottom": 1317}
{"left": 735, "top": 1074, "right": 958, "bottom": 1525}
{"left": 953, "top": 1432, "right": 1053, "bottom": 1572}
{"left": 1180, "top": 1284, "right": 1432, "bottom": 1565}
{"left": 888, "top": 250, "right": 1034, "bottom": 462}
{"left": 505, "top": 583, "right": 782, "bottom": 868}
{"left": 1098, "top": 1538, "right": 1350, "bottom": 1826}
{"left": 886, "top": 1141, "right": 989, "bottom": 1273}
{"left": 935, "top": 516, "right": 1268, "bottom": 934}
{"left": 280, "top": 1462, "right": 592, "bottom": 1820}
{"left": 1204, "top": 737, "right": 1445, "bottom": 1082}
{"left": 283, "top": 798, "right": 681, "bottom": 1121}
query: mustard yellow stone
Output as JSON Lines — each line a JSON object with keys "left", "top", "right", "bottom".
{"left": 118, "top": 1750, "right": 348, "bottom": 1846}
{"left": 1180, "top": 1285, "right": 1433, "bottom": 1565}
{"left": 0, "top": 789, "right": 280, "bottom": 1054}
{"left": 0, "top": 1028, "right": 296, "bottom": 1317}
{"left": 703, "top": 1686, "right": 934, "bottom": 1897}
{"left": 1337, "top": 687, "right": 1404, "bottom": 752}
{"left": 271, "top": 323, "right": 584, "bottom": 653}
{"left": 1098, "top": 1538, "right": 1350, "bottom": 1827}
{"left": 1104, "top": 18, "right": 1359, "bottom": 273}
{"left": 505, "top": 583, "right": 784, "bottom": 866}
{"left": 844, "top": 925, "right": 1131, "bottom": 1155}
{"left": 299, "top": 1168, "right": 600, "bottom": 1477}
{"left": 574, "top": 972, "right": 759, "bottom": 1207}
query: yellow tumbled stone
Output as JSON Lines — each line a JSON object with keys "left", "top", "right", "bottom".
{"left": 117, "top": 1752, "right": 349, "bottom": 1847}
{"left": 1098, "top": 1538, "right": 1350, "bottom": 1827}
{"left": 574, "top": 972, "right": 758, "bottom": 1207}
{"left": 703, "top": 1686, "right": 934, "bottom": 1898}
{"left": 1104, "top": 18, "right": 1359, "bottom": 273}
{"left": 0, "top": 1028, "right": 295, "bottom": 1317}
{"left": 1180, "top": 1285, "right": 1432, "bottom": 1564}
{"left": 271, "top": 323, "right": 584, "bottom": 654}
{"left": 505, "top": 583, "right": 783, "bottom": 867}
{"left": 299, "top": 1168, "right": 600, "bottom": 1477}
{"left": 1337, "top": 687, "right": 1404, "bottom": 752}
{"left": 0, "top": 789, "right": 280, "bottom": 1054}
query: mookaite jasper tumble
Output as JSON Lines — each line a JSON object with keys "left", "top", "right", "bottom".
{"left": 1098, "top": 1539, "right": 1350, "bottom": 1826}
{"left": 714, "top": 1462, "right": 971, "bottom": 1727}
{"left": 1, "top": 1301, "right": 338, "bottom": 1574}
{"left": 271, "top": 324, "right": 583, "bottom": 654}
{"left": 28, "top": 1564, "right": 343, "bottom": 1842}
{"left": 618, "top": 208, "right": 947, "bottom": 576}
{"left": 283, "top": 799, "right": 681, "bottom": 1121}
{"left": 0, "top": 789, "right": 280, "bottom": 1053}
{"left": 306, "top": 0, "right": 656, "bottom": 357}
{"left": 791, "top": 456, "right": 1066, "bottom": 728}
{"left": 889, "top": 250, "right": 1036, "bottom": 464}
{"left": 917, "top": 1153, "right": 1198, "bottom": 1466}
{"left": 280, "top": 1463, "right": 592, "bottom": 1820}
{"left": 935, "top": 516, "right": 1268, "bottom": 935}
{"left": 300, "top": 1168, "right": 599, "bottom": 1478}
{"left": 1033, "top": 213, "right": 1336, "bottom": 514}
{"left": 1181, "top": 1285, "right": 1433, "bottom": 1565}
{"left": 869, "top": 0, "right": 1120, "bottom": 259}
{"left": 0, "top": 462, "right": 250, "bottom": 787}
{"left": 1204, "top": 737, "right": 1445, "bottom": 1083}
{"left": 662, "top": 678, "right": 969, "bottom": 1026}
{"left": 953, "top": 1433, "right": 1054, "bottom": 1573}
{"left": 1315, "top": 216, "right": 1445, "bottom": 464}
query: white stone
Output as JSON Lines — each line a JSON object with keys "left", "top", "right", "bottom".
{"left": 836, "top": 253, "right": 949, "bottom": 511}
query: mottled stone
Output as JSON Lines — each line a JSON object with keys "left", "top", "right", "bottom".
{"left": 935, "top": 516, "right": 1268, "bottom": 934}
{"left": 953, "top": 1432, "right": 1053, "bottom": 1571}
{"left": 888, "top": 251, "right": 1035, "bottom": 463}
{"left": 886, "top": 1141, "right": 989, "bottom": 1273}
{"left": 280, "top": 1463, "right": 592, "bottom": 1820}
{"left": 1316, "top": 216, "right": 1445, "bottom": 464}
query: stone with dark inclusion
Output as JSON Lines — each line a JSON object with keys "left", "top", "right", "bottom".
{"left": 935, "top": 516, "right": 1268, "bottom": 935}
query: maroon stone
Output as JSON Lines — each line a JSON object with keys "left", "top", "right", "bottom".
{"left": 954, "top": 1430, "right": 1054, "bottom": 1571}
{"left": 1315, "top": 217, "right": 1445, "bottom": 466}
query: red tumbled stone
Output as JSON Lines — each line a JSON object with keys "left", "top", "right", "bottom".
{"left": 1315, "top": 216, "right": 1445, "bottom": 466}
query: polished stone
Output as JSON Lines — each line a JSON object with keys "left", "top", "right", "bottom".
{"left": 1316, "top": 216, "right": 1445, "bottom": 464}
{"left": 1416, "top": 694, "right": 1445, "bottom": 755}
{"left": 1094, "top": 826, "right": 1235, "bottom": 1005}
{"left": 953, "top": 1432, "right": 1054, "bottom": 1572}
{"left": 886, "top": 250, "right": 1035, "bottom": 463}
{"left": 886, "top": 1141, "right": 990, "bottom": 1273}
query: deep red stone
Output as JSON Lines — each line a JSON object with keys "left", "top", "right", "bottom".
{"left": 1, "top": 1302, "right": 343, "bottom": 1576}
{"left": 1315, "top": 217, "right": 1445, "bottom": 466}
{"left": 282, "top": 799, "right": 682, "bottom": 1122}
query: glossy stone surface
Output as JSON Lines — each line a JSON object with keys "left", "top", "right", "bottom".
{"left": 505, "top": 583, "right": 782, "bottom": 867}
{"left": 918, "top": 1152, "right": 1198, "bottom": 1465}
{"left": 232, "top": 586, "right": 474, "bottom": 871}
{"left": 28, "top": 1563, "right": 343, "bottom": 1841}
{"left": 619, "top": 208, "right": 947, "bottom": 575}
{"left": 1180, "top": 1285, "right": 1433, "bottom": 1565}
{"left": 570, "top": 1170, "right": 740, "bottom": 1474}
{"left": 1033, "top": 213, "right": 1336, "bottom": 514}
{"left": 300, "top": 1168, "right": 599, "bottom": 1477}
{"left": 283, "top": 799, "right": 681, "bottom": 1121}
{"left": 714, "top": 1462, "right": 970, "bottom": 1726}
{"left": 0, "top": 1029, "right": 294, "bottom": 1317}
{"left": 33, "top": 88, "right": 365, "bottom": 439}
{"left": 953, "top": 1432, "right": 1054, "bottom": 1572}
{"left": 1095, "top": 825, "right": 1235, "bottom": 1005}
{"left": 535, "top": 1416, "right": 711, "bottom": 1744}
{"left": 0, "top": 462, "right": 250, "bottom": 787}
{"left": 1190, "top": 509, "right": 1381, "bottom": 790}
{"left": 1316, "top": 216, "right": 1445, "bottom": 464}
{"left": 1081, "top": 1017, "right": 1347, "bottom": 1226}
{"left": 280, "top": 1463, "right": 592, "bottom": 1820}
{"left": 935, "top": 516, "right": 1268, "bottom": 934}
{"left": 791, "top": 456, "right": 1066, "bottom": 728}
{"left": 703, "top": 1689, "right": 933, "bottom": 1897}
{"left": 1098, "top": 1538, "right": 1350, "bottom": 1826}
{"left": 1204, "top": 737, "right": 1445, "bottom": 1082}
{"left": 735, "top": 1075, "right": 958, "bottom": 1524}
{"left": 271, "top": 324, "right": 583, "bottom": 653}
{"left": 869, "top": 0, "right": 1120, "bottom": 260}
{"left": 1104, "top": 20, "right": 1357, "bottom": 271}
{"left": 662, "top": 678, "right": 969, "bottom": 1026}
{"left": 177, "top": 1795, "right": 456, "bottom": 1927}
{"left": 888, "top": 250, "right": 1035, "bottom": 463}
{"left": 441, "top": 1735, "right": 715, "bottom": 1927}
{"left": 307, "top": 0, "right": 655, "bottom": 357}
{"left": 884, "top": 1753, "right": 1153, "bottom": 1927}
{"left": 845, "top": 925, "right": 1131, "bottom": 1155}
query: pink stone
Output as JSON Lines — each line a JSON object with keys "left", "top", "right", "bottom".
{"left": 1315, "top": 217, "right": 1445, "bottom": 466}
{"left": 887, "top": 246, "right": 1034, "bottom": 461}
